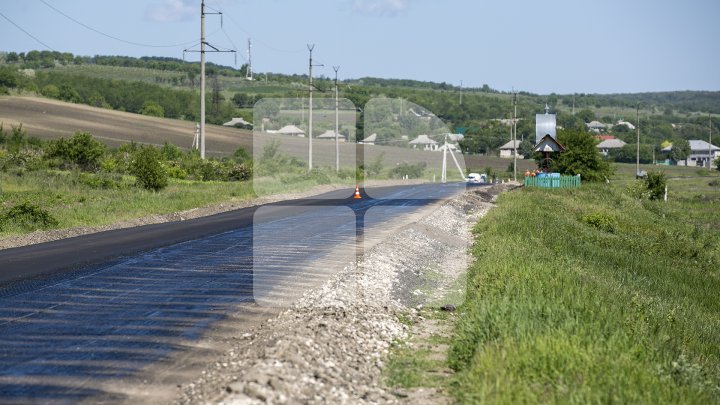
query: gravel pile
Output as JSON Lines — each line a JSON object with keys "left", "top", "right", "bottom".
{"left": 175, "top": 184, "right": 515, "bottom": 404}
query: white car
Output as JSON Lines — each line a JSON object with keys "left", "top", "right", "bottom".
{"left": 466, "top": 173, "right": 487, "bottom": 183}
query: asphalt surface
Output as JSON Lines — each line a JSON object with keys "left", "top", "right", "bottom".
{"left": 0, "top": 183, "right": 469, "bottom": 403}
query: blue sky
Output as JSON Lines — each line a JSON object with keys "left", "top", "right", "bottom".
{"left": 1, "top": 0, "right": 718, "bottom": 94}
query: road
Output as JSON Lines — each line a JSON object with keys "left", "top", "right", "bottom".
{"left": 0, "top": 183, "right": 470, "bottom": 403}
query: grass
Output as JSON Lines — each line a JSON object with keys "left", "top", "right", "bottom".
{"left": 0, "top": 170, "right": 258, "bottom": 237}
{"left": 447, "top": 174, "right": 720, "bottom": 403}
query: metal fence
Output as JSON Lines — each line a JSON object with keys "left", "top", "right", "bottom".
{"left": 523, "top": 175, "right": 581, "bottom": 189}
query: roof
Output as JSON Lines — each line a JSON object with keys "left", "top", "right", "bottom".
{"left": 594, "top": 135, "right": 616, "bottom": 141}
{"left": 223, "top": 117, "right": 252, "bottom": 126}
{"left": 662, "top": 140, "right": 720, "bottom": 153}
{"left": 317, "top": 130, "right": 341, "bottom": 139}
{"left": 409, "top": 134, "right": 438, "bottom": 145}
{"left": 586, "top": 120, "right": 608, "bottom": 129}
{"left": 597, "top": 139, "right": 627, "bottom": 149}
{"left": 535, "top": 113, "right": 557, "bottom": 143}
{"left": 362, "top": 133, "right": 377, "bottom": 142}
{"left": 500, "top": 140, "right": 521, "bottom": 149}
{"left": 277, "top": 124, "right": 305, "bottom": 135}
{"left": 533, "top": 134, "right": 565, "bottom": 153}
{"left": 616, "top": 120, "right": 636, "bottom": 130}
{"left": 689, "top": 140, "right": 720, "bottom": 152}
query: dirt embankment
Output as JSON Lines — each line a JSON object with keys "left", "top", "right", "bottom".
{"left": 174, "top": 184, "right": 514, "bottom": 404}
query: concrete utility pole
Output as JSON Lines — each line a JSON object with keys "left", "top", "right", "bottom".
{"left": 333, "top": 65, "right": 340, "bottom": 173}
{"left": 200, "top": 1, "right": 206, "bottom": 159}
{"left": 710, "top": 113, "right": 713, "bottom": 171}
{"left": 306, "top": 44, "right": 323, "bottom": 171}
{"left": 512, "top": 88, "right": 518, "bottom": 182}
{"left": 186, "top": 0, "right": 234, "bottom": 159}
{"left": 459, "top": 80, "right": 463, "bottom": 105}
{"left": 636, "top": 104, "right": 641, "bottom": 176}
{"left": 246, "top": 38, "right": 253, "bottom": 81}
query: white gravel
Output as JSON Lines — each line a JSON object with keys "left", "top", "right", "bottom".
{"left": 174, "top": 184, "right": 515, "bottom": 404}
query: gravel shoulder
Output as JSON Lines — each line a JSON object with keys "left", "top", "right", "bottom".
{"left": 174, "top": 183, "right": 516, "bottom": 404}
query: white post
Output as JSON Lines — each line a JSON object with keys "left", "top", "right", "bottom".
{"left": 441, "top": 134, "right": 448, "bottom": 183}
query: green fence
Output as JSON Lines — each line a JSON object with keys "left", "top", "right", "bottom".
{"left": 524, "top": 175, "right": 581, "bottom": 189}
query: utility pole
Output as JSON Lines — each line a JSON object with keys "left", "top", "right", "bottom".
{"left": 246, "top": 38, "right": 253, "bottom": 80}
{"left": 512, "top": 88, "right": 518, "bottom": 182}
{"left": 200, "top": 1, "right": 207, "bottom": 159}
{"left": 636, "top": 104, "right": 640, "bottom": 176}
{"left": 459, "top": 80, "right": 463, "bottom": 105}
{"left": 184, "top": 0, "right": 234, "bottom": 159}
{"left": 333, "top": 65, "right": 340, "bottom": 173}
{"left": 307, "top": 44, "right": 323, "bottom": 171}
{"left": 710, "top": 113, "right": 713, "bottom": 171}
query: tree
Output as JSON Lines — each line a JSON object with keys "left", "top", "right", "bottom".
{"left": 58, "top": 84, "right": 81, "bottom": 103}
{"left": 518, "top": 139, "right": 534, "bottom": 159}
{"left": 715, "top": 157, "right": 720, "bottom": 172}
{"left": 139, "top": 101, "right": 165, "bottom": 117}
{"left": 670, "top": 138, "right": 690, "bottom": 164}
{"left": 47, "top": 131, "right": 106, "bottom": 171}
{"left": 609, "top": 144, "right": 654, "bottom": 164}
{"left": 551, "top": 129, "right": 613, "bottom": 182}
{"left": 130, "top": 146, "right": 168, "bottom": 191}
{"left": 41, "top": 84, "right": 60, "bottom": 99}
{"left": 0, "top": 66, "right": 18, "bottom": 88}
{"left": 576, "top": 108, "right": 596, "bottom": 123}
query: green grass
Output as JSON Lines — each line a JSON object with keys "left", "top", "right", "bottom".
{"left": 0, "top": 170, "right": 257, "bottom": 237}
{"left": 448, "top": 178, "right": 720, "bottom": 403}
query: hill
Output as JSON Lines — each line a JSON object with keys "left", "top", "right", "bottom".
{"left": 0, "top": 96, "right": 251, "bottom": 155}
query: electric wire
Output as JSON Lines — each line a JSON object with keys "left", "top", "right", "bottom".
{"left": 0, "top": 10, "right": 57, "bottom": 52}
{"left": 206, "top": 0, "right": 303, "bottom": 54}
{"left": 38, "top": 0, "right": 196, "bottom": 48}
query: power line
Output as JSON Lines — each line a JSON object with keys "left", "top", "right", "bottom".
{"left": 206, "top": 1, "right": 303, "bottom": 54}
{"left": 0, "top": 11, "right": 57, "bottom": 51}
{"left": 38, "top": 0, "right": 196, "bottom": 48}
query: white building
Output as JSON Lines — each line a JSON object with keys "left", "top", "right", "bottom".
{"left": 662, "top": 140, "right": 720, "bottom": 167}
{"left": 499, "top": 140, "right": 523, "bottom": 159}
{"left": 276, "top": 125, "right": 305, "bottom": 137}
{"left": 409, "top": 134, "right": 438, "bottom": 151}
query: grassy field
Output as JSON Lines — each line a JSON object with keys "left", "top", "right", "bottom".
{"left": 446, "top": 170, "right": 720, "bottom": 403}
{"left": 0, "top": 170, "right": 257, "bottom": 237}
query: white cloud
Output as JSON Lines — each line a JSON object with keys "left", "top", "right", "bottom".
{"left": 146, "top": 0, "right": 196, "bottom": 23}
{"left": 352, "top": 0, "right": 413, "bottom": 15}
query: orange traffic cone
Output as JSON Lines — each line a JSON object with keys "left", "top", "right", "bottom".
{"left": 353, "top": 185, "right": 362, "bottom": 199}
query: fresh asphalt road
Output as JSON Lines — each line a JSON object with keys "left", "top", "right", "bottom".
{"left": 0, "top": 183, "right": 472, "bottom": 403}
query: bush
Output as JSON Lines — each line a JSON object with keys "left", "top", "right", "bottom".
{"left": 581, "top": 212, "right": 617, "bottom": 233}
{"left": 47, "top": 131, "right": 106, "bottom": 171}
{"left": 130, "top": 146, "right": 168, "bottom": 191}
{"left": 644, "top": 171, "right": 667, "bottom": 200}
{"left": 139, "top": 101, "right": 164, "bottom": 117}
{"left": 0, "top": 201, "right": 58, "bottom": 231}
{"left": 390, "top": 161, "right": 426, "bottom": 179}
{"left": 226, "top": 163, "right": 251, "bottom": 181}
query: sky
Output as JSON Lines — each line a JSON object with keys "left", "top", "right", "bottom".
{"left": 1, "top": 0, "right": 718, "bottom": 95}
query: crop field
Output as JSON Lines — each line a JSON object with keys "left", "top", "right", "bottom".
{"left": 0, "top": 96, "right": 533, "bottom": 176}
